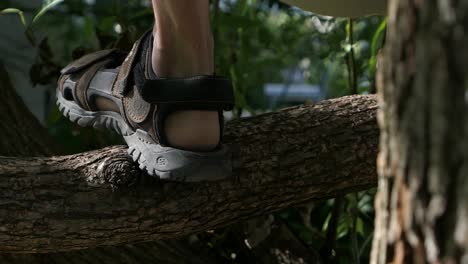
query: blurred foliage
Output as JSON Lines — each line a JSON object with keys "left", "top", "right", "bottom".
{"left": 1, "top": 0, "right": 385, "bottom": 263}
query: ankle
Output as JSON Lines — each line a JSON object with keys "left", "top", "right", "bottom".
{"left": 152, "top": 24, "right": 213, "bottom": 78}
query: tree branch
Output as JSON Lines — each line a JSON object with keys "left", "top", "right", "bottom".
{"left": 0, "top": 94, "right": 378, "bottom": 253}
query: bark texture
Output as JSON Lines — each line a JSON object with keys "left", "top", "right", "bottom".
{"left": 0, "top": 239, "right": 220, "bottom": 264}
{"left": 371, "top": 0, "right": 468, "bottom": 263}
{"left": 0, "top": 94, "right": 378, "bottom": 253}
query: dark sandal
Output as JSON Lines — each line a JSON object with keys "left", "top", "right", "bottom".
{"left": 56, "top": 30, "right": 234, "bottom": 181}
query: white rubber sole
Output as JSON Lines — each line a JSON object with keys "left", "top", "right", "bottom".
{"left": 56, "top": 90, "right": 232, "bottom": 182}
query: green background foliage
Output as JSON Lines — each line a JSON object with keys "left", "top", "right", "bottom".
{"left": 1, "top": 0, "right": 385, "bottom": 262}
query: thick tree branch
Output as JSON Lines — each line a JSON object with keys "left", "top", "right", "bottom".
{"left": 0, "top": 94, "right": 378, "bottom": 253}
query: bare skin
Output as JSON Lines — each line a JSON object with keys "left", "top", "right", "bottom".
{"left": 151, "top": 0, "right": 219, "bottom": 151}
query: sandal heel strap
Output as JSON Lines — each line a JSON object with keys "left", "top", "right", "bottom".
{"left": 137, "top": 75, "right": 234, "bottom": 111}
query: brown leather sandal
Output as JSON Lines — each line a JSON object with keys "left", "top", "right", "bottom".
{"left": 56, "top": 30, "right": 234, "bottom": 181}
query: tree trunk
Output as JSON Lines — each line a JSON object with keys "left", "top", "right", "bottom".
{"left": 372, "top": 0, "right": 468, "bottom": 263}
{"left": 0, "top": 94, "right": 378, "bottom": 253}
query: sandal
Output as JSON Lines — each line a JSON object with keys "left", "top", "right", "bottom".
{"left": 56, "top": 30, "right": 234, "bottom": 182}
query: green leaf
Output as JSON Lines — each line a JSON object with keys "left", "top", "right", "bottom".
{"left": 241, "top": 0, "right": 249, "bottom": 16}
{"left": 368, "top": 19, "right": 387, "bottom": 75}
{"left": 337, "top": 215, "right": 351, "bottom": 239}
{"left": 370, "top": 19, "right": 387, "bottom": 57}
{"left": 97, "top": 16, "right": 117, "bottom": 32}
{"left": 0, "top": 8, "right": 26, "bottom": 26}
{"left": 31, "top": 0, "right": 64, "bottom": 25}
{"left": 356, "top": 217, "right": 364, "bottom": 236}
{"left": 322, "top": 212, "right": 332, "bottom": 232}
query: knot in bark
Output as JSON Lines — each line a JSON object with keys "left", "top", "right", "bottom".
{"left": 88, "top": 156, "right": 139, "bottom": 189}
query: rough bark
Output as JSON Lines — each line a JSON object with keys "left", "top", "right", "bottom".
{"left": 0, "top": 239, "right": 221, "bottom": 264}
{"left": 0, "top": 94, "right": 378, "bottom": 253}
{"left": 371, "top": 0, "right": 468, "bottom": 263}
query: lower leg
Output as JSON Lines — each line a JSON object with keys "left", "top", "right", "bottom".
{"left": 151, "top": 0, "right": 219, "bottom": 150}
{"left": 152, "top": 0, "right": 213, "bottom": 77}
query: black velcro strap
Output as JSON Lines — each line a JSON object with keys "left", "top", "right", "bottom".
{"left": 138, "top": 75, "right": 235, "bottom": 110}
